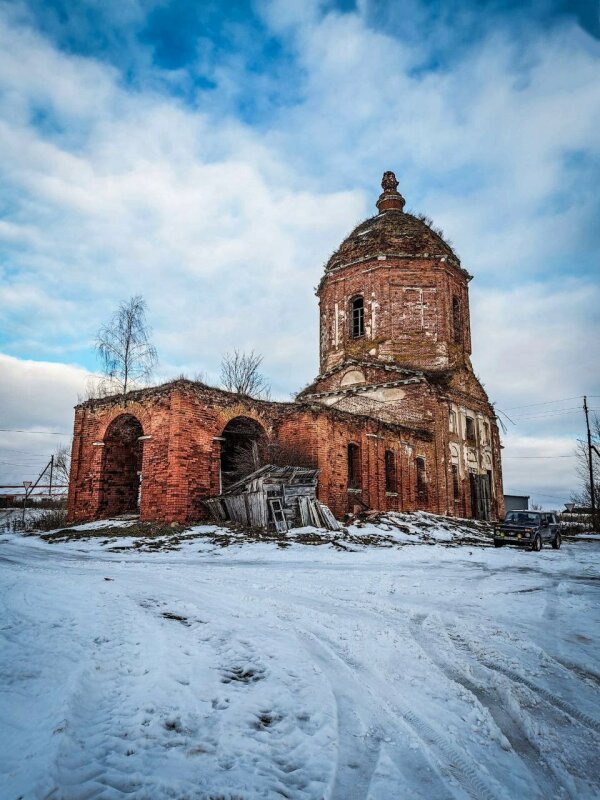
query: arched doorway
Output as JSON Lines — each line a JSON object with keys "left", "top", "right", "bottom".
{"left": 220, "top": 416, "right": 267, "bottom": 490}
{"left": 99, "top": 414, "right": 144, "bottom": 516}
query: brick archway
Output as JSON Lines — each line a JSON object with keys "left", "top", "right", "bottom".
{"left": 98, "top": 414, "right": 144, "bottom": 517}
{"left": 220, "top": 416, "right": 267, "bottom": 490}
{"left": 97, "top": 403, "right": 151, "bottom": 441}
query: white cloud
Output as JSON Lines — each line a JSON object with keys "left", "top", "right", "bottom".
{"left": 500, "top": 433, "right": 580, "bottom": 508}
{"left": 0, "top": 354, "right": 92, "bottom": 486}
{"left": 258, "top": 4, "right": 600, "bottom": 280}
{"left": 0, "top": 13, "right": 365, "bottom": 382}
{"left": 471, "top": 279, "right": 599, "bottom": 407}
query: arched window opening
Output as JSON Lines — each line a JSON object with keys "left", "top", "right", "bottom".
{"left": 465, "top": 416, "right": 476, "bottom": 445}
{"left": 415, "top": 456, "right": 428, "bottom": 504}
{"left": 347, "top": 443, "right": 361, "bottom": 489}
{"left": 483, "top": 421, "right": 490, "bottom": 444}
{"left": 99, "top": 414, "right": 144, "bottom": 516}
{"left": 486, "top": 470, "right": 493, "bottom": 499}
{"left": 452, "top": 296, "right": 462, "bottom": 345}
{"left": 385, "top": 450, "right": 397, "bottom": 493}
{"left": 449, "top": 409, "right": 457, "bottom": 433}
{"left": 350, "top": 296, "right": 365, "bottom": 339}
{"left": 452, "top": 464, "right": 460, "bottom": 501}
{"left": 220, "top": 416, "right": 267, "bottom": 490}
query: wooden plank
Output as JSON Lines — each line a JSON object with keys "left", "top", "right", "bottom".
{"left": 243, "top": 493, "right": 253, "bottom": 526}
{"left": 283, "top": 485, "right": 316, "bottom": 497}
{"left": 203, "top": 498, "right": 226, "bottom": 521}
{"left": 308, "top": 499, "right": 323, "bottom": 528}
{"left": 248, "top": 492, "right": 267, "bottom": 529}
{"left": 318, "top": 502, "right": 342, "bottom": 531}
{"left": 227, "top": 495, "right": 248, "bottom": 525}
{"left": 298, "top": 497, "right": 311, "bottom": 526}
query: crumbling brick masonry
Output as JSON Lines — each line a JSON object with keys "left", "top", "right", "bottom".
{"left": 68, "top": 172, "right": 504, "bottom": 524}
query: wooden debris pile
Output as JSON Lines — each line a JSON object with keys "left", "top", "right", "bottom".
{"left": 203, "top": 465, "right": 341, "bottom": 532}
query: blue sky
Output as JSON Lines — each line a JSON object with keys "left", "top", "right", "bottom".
{"left": 0, "top": 0, "right": 599, "bottom": 505}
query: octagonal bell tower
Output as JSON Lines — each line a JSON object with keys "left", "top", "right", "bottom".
{"left": 316, "top": 172, "right": 473, "bottom": 380}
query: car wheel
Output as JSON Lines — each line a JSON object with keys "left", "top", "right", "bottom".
{"left": 552, "top": 532, "right": 562, "bottom": 550}
{"left": 531, "top": 534, "right": 542, "bottom": 552}
{"left": 494, "top": 540, "right": 504, "bottom": 548}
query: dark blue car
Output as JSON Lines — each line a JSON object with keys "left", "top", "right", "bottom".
{"left": 494, "top": 510, "right": 561, "bottom": 551}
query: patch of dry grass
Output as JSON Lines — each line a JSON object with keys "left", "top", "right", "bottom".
{"left": 41, "top": 521, "right": 186, "bottom": 543}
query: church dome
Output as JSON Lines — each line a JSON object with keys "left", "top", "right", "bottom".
{"left": 325, "top": 172, "right": 459, "bottom": 273}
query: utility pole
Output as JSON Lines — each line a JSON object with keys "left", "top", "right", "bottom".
{"left": 48, "top": 454, "right": 54, "bottom": 499}
{"left": 20, "top": 457, "right": 52, "bottom": 528}
{"left": 22, "top": 481, "right": 32, "bottom": 525}
{"left": 583, "top": 396, "right": 596, "bottom": 519}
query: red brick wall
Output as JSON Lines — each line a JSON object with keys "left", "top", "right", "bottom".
{"left": 67, "top": 392, "right": 173, "bottom": 523}
{"left": 67, "top": 381, "right": 440, "bottom": 524}
{"left": 318, "top": 256, "right": 472, "bottom": 374}
{"left": 309, "top": 244, "right": 504, "bottom": 521}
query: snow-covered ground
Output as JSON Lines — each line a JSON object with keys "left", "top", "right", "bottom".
{"left": 1, "top": 521, "right": 599, "bottom": 800}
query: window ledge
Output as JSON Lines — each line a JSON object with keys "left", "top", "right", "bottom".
{"left": 348, "top": 488, "right": 362, "bottom": 494}
{"left": 386, "top": 492, "right": 398, "bottom": 497}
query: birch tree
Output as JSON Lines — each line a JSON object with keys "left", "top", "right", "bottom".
{"left": 96, "top": 295, "right": 158, "bottom": 406}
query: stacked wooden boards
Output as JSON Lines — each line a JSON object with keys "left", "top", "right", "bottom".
{"left": 204, "top": 465, "right": 341, "bottom": 532}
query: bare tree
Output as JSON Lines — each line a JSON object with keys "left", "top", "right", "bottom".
{"left": 95, "top": 296, "right": 158, "bottom": 406}
{"left": 572, "top": 412, "right": 600, "bottom": 511}
{"left": 229, "top": 437, "right": 316, "bottom": 482}
{"left": 77, "top": 375, "right": 117, "bottom": 403}
{"left": 220, "top": 350, "right": 270, "bottom": 398}
{"left": 53, "top": 443, "right": 71, "bottom": 485}
{"left": 174, "top": 370, "right": 207, "bottom": 384}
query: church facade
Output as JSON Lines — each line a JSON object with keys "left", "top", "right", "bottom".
{"left": 67, "top": 173, "right": 504, "bottom": 524}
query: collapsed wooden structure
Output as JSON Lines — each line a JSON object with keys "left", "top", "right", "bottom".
{"left": 203, "top": 465, "right": 342, "bottom": 532}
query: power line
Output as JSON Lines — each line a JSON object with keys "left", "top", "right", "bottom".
{"left": 513, "top": 408, "right": 600, "bottom": 421}
{"left": 504, "top": 395, "right": 583, "bottom": 411}
{"left": 0, "top": 448, "right": 49, "bottom": 455}
{"left": 0, "top": 462, "right": 51, "bottom": 467}
{"left": 513, "top": 407, "right": 582, "bottom": 420}
{"left": 0, "top": 429, "right": 70, "bottom": 436}
{"left": 507, "top": 488, "right": 568, "bottom": 501}
{"left": 504, "top": 455, "right": 576, "bottom": 459}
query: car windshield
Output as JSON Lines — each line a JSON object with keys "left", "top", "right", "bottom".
{"left": 504, "top": 512, "right": 540, "bottom": 524}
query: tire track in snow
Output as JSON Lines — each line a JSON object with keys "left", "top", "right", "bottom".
{"left": 298, "top": 631, "right": 383, "bottom": 800}
{"left": 299, "top": 626, "right": 501, "bottom": 800}
{"left": 409, "top": 613, "right": 574, "bottom": 800}
{"left": 47, "top": 596, "right": 153, "bottom": 799}
{"left": 137, "top": 592, "right": 336, "bottom": 800}
{"left": 272, "top": 590, "right": 594, "bottom": 797}
{"left": 270, "top": 590, "right": 573, "bottom": 798}
{"left": 446, "top": 628, "right": 600, "bottom": 735}
{"left": 552, "top": 659, "right": 600, "bottom": 689}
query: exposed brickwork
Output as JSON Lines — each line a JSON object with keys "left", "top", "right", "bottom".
{"left": 68, "top": 381, "right": 433, "bottom": 523}
{"left": 318, "top": 257, "right": 472, "bottom": 373}
{"left": 306, "top": 172, "right": 504, "bottom": 521}
{"left": 67, "top": 171, "right": 504, "bottom": 525}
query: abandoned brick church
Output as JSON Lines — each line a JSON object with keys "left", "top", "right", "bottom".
{"left": 67, "top": 172, "right": 504, "bottom": 524}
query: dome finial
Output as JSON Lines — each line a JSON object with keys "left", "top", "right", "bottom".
{"left": 381, "top": 171, "right": 399, "bottom": 192}
{"left": 377, "top": 170, "right": 405, "bottom": 212}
